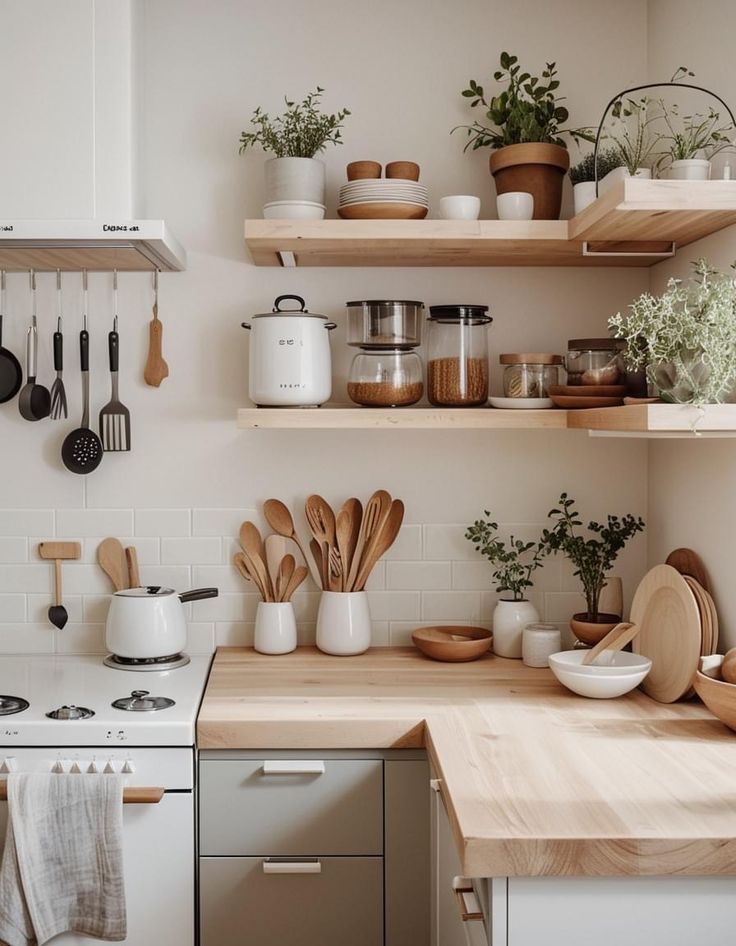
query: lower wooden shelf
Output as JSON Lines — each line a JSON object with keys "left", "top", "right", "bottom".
{"left": 238, "top": 403, "right": 736, "bottom": 436}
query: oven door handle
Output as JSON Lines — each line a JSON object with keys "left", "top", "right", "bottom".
{"left": 0, "top": 782, "right": 165, "bottom": 804}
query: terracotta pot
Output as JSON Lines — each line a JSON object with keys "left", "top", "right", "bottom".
{"left": 489, "top": 143, "right": 569, "bottom": 220}
{"left": 569, "top": 612, "right": 621, "bottom": 646}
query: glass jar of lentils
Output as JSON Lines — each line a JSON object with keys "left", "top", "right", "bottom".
{"left": 426, "top": 305, "right": 492, "bottom": 406}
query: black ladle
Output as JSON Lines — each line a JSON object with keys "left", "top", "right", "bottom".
{"left": 18, "top": 303, "right": 51, "bottom": 421}
{"left": 62, "top": 316, "right": 103, "bottom": 474}
{"left": 0, "top": 271, "right": 22, "bottom": 404}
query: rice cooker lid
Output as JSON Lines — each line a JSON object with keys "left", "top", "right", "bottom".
{"left": 116, "top": 586, "right": 176, "bottom": 598}
{"left": 252, "top": 294, "right": 328, "bottom": 320}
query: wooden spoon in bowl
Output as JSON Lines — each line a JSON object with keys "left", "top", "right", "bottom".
{"left": 582, "top": 622, "right": 639, "bottom": 666}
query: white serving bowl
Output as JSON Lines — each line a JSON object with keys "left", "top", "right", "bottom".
{"left": 263, "top": 200, "right": 325, "bottom": 220}
{"left": 548, "top": 650, "right": 651, "bottom": 698}
{"left": 550, "top": 649, "right": 652, "bottom": 675}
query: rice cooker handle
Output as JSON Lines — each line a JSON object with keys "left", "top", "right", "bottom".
{"left": 273, "top": 295, "right": 307, "bottom": 313}
{"left": 324, "top": 323, "right": 337, "bottom": 331}
{"left": 178, "top": 587, "right": 219, "bottom": 603}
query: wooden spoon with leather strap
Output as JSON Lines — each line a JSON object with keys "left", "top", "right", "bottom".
{"left": 582, "top": 622, "right": 639, "bottom": 666}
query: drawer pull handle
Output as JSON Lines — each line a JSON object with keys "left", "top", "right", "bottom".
{"left": 453, "top": 877, "right": 483, "bottom": 922}
{"left": 262, "top": 761, "right": 325, "bottom": 776}
{"left": 263, "top": 859, "right": 322, "bottom": 875}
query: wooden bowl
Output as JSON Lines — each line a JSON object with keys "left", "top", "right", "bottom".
{"left": 570, "top": 612, "right": 621, "bottom": 646}
{"left": 386, "top": 161, "right": 420, "bottom": 181}
{"left": 694, "top": 656, "right": 736, "bottom": 732}
{"left": 338, "top": 202, "right": 428, "bottom": 220}
{"left": 347, "top": 161, "right": 382, "bottom": 181}
{"left": 412, "top": 626, "right": 492, "bottom": 662}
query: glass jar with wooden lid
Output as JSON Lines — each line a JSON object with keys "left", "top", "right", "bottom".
{"left": 500, "top": 353, "right": 563, "bottom": 399}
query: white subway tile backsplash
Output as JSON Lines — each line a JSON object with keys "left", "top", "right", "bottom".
{"left": 291, "top": 591, "right": 322, "bottom": 623}
{"left": 0, "top": 510, "right": 54, "bottom": 537}
{"left": 387, "top": 562, "right": 450, "bottom": 591}
{"left": 194, "top": 592, "right": 260, "bottom": 622}
{"left": 55, "top": 624, "right": 105, "bottom": 654}
{"left": 28, "top": 594, "right": 83, "bottom": 625}
{"left": 62, "top": 565, "right": 117, "bottom": 596}
{"left": 0, "top": 538, "right": 28, "bottom": 563}
{"left": 422, "top": 592, "right": 481, "bottom": 622}
{"left": 451, "top": 562, "right": 493, "bottom": 591}
{"left": 0, "top": 624, "right": 51, "bottom": 653}
{"left": 0, "top": 595, "right": 26, "bottom": 622}
{"left": 187, "top": 622, "right": 216, "bottom": 653}
{"left": 162, "top": 537, "right": 222, "bottom": 565}
{"left": 135, "top": 509, "right": 190, "bottom": 537}
{"left": 83, "top": 596, "right": 111, "bottom": 624}
{"left": 193, "top": 508, "right": 258, "bottom": 537}
{"left": 56, "top": 509, "right": 133, "bottom": 537}
{"left": 80, "top": 537, "right": 160, "bottom": 566}
{"left": 543, "top": 592, "right": 587, "bottom": 623}
{"left": 383, "top": 525, "right": 422, "bottom": 561}
{"left": 141, "top": 566, "right": 192, "bottom": 590}
{"left": 215, "top": 621, "right": 254, "bottom": 647}
{"left": 363, "top": 562, "right": 385, "bottom": 591}
{"left": 192, "top": 565, "right": 245, "bottom": 594}
{"left": 0, "top": 565, "right": 54, "bottom": 593}
{"left": 367, "top": 591, "right": 421, "bottom": 621}
{"left": 423, "top": 525, "right": 475, "bottom": 561}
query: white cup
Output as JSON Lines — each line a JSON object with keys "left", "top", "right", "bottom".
{"left": 316, "top": 591, "right": 372, "bottom": 655}
{"left": 254, "top": 602, "right": 297, "bottom": 655}
{"left": 439, "top": 195, "right": 481, "bottom": 220}
{"left": 496, "top": 191, "right": 534, "bottom": 220}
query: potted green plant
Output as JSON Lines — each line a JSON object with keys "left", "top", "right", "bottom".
{"left": 610, "top": 259, "right": 736, "bottom": 406}
{"left": 570, "top": 147, "right": 621, "bottom": 214}
{"left": 465, "top": 513, "right": 546, "bottom": 658}
{"left": 541, "top": 493, "right": 645, "bottom": 646}
{"left": 454, "top": 52, "right": 592, "bottom": 219}
{"left": 598, "top": 95, "right": 661, "bottom": 196}
{"left": 658, "top": 105, "right": 733, "bottom": 180}
{"left": 239, "top": 87, "right": 350, "bottom": 215}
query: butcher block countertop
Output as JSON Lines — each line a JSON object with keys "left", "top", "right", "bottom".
{"left": 198, "top": 646, "right": 736, "bottom": 878}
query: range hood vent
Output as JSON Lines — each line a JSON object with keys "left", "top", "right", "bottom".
{"left": 0, "top": 220, "right": 187, "bottom": 272}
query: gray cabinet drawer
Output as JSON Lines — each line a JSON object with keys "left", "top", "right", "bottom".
{"left": 200, "top": 856, "right": 383, "bottom": 946}
{"left": 199, "top": 758, "right": 383, "bottom": 855}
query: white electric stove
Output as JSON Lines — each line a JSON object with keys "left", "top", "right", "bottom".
{"left": 0, "top": 653, "right": 213, "bottom": 946}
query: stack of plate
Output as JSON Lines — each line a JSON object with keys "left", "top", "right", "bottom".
{"left": 338, "top": 180, "right": 429, "bottom": 220}
{"left": 548, "top": 384, "right": 626, "bottom": 409}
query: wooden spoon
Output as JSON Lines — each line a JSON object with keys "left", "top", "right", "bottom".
{"left": 336, "top": 502, "right": 360, "bottom": 593}
{"left": 263, "top": 499, "right": 321, "bottom": 586}
{"left": 310, "top": 538, "right": 325, "bottom": 589}
{"left": 239, "top": 522, "right": 273, "bottom": 601}
{"left": 234, "top": 551, "right": 267, "bottom": 599}
{"left": 125, "top": 546, "right": 141, "bottom": 588}
{"left": 305, "top": 495, "right": 337, "bottom": 590}
{"left": 265, "top": 535, "right": 288, "bottom": 598}
{"left": 582, "top": 622, "right": 639, "bottom": 666}
{"left": 346, "top": 490, "right": 389, "bottom": 591}
{"left": 354, "top": 499, "right": 405, "bottom": 591}
{"left": 277, "top": 554, "right": 296, "bottom": 602}
{"left": 282, "top": 565, "right": 308, "bottom": 602}
{"left": 97, "top": 537, "right": 128, "bottom": 592}
{"left": 143, "top": 271, "right": 169, "bottom": 387}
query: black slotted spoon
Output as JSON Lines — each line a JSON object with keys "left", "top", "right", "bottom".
{"left": 62, "top": 274, "right": 102, "bottom": 474}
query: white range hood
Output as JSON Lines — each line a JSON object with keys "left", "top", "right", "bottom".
{"left": 0, "top": 219, "right": 187, "bottom": 273}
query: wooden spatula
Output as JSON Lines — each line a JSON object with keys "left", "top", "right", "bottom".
{"left": 144, "top": 270, "right": 169, "bottom": 387}
{"left": 97, "top": 537, "right": 128, "bottom": 592}
{"left": 582, "top": 622, "right": 639, "bottom": 666}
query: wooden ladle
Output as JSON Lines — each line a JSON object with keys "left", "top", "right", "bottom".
{"left": 582, "top": 622, "right": 639, "bottom": 666}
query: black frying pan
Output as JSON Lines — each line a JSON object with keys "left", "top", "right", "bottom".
{"left": 0, "top": 272, "right": 22, "bottom": 403}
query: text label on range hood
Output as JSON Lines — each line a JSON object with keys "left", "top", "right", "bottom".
{"left": 0, "top": 220, "right": 187, "bottom": 272}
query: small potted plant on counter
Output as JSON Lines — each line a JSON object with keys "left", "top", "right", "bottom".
{"left": 454, "top": 52, "right": 592, "bottom": 219}
{"left": 465, "top": 512, "right": 545, "bottom": 658}
{"left": 541, "top": 493, "right": 644, "bottom": 646}
{"left": 610, "top": 259, "right": 736, "bottom": 406}
{"left": 239, "top": 87, "right": 350, "bottom": 216}
{"left": 569, "top": 147, "right": 621, "bottom": 214}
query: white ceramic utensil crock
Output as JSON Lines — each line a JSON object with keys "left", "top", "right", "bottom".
{"left": 254, "top": 602, "right": 297, "bottom": 655}
{"left": 105, "top": 586, "right": 218, "bottom": 659}
{"left": 316, "top": 591, "right": 372, "bottom": 655}
{"left": 242, "top": 295, "right": 336, "bottom": 407}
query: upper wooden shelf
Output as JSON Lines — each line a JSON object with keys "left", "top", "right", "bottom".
{"left": 244, "top": 180, "right": 736, "bottom": 268}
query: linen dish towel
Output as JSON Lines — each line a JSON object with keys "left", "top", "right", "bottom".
{"left": 0, "top": 773, "right": 126, "bottom": 946}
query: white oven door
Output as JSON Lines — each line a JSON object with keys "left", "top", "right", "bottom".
{"left": 0, "top": 749, "right": 194, "bottom": 946}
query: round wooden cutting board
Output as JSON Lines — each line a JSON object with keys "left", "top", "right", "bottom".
{"left": 631, "top": 564, "right": 702, "bottom": 703}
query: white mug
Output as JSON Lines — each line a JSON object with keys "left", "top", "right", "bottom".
{"left": 439, "top": 195, "right": 481, "bottom": 220}
{"left": 496, "top": 191, "right": 534, "bottom": 220}
{"left": 316, "top": 591, "right": 372, "bottom": 655}
{"left": 254, "top": 602, "right": 297, "bottom": 655}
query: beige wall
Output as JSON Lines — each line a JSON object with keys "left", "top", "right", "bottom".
{"left": 647, "top": 0, "right": 736, "bottom": 648}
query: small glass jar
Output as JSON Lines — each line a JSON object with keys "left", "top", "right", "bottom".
{"left": 347, "top": 348, "right": 423, "bottom": 407}
{"left": 566, "top": 338, "right": 625, "bottom": 386}
{"left": 346, "top": 300, "right": 424, "bottom": 348}
{"left": 500, "top": 353, "right": 563, "bottom": 398}
{"left": 426, "top": 305, "right": 492, "bottom": 406}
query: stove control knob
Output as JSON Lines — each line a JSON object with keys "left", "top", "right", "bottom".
{"left": 1, "top": 758, "right": 17, "bottom": 773}
{"left": 69, "top": 761, "right": 82, "bottom": 774}
{"left": 103, "top": 760, "right": 116, "bottom": 774}
{"left": 122, "top": 760, "right": 135, "bottom": 774}
{"left": 51, "top": 760, "right": 65, "bottom": 774}
{"left": 87, "top": 760, "right": 100, "bottom": 774}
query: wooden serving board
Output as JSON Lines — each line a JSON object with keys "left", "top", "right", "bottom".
{"left": 631, "top": 564, "right": 701, "bottom": 703}
{"left": 665, "top": 548, "right": 711, "bottom": 594}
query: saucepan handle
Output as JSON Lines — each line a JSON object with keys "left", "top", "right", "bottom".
{"left": 179, "top": 587, "right": 219, "bottom": 603}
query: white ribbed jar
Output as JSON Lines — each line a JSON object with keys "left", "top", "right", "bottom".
{"left": 522, "top": 623, "right": 562, "bottom": 668}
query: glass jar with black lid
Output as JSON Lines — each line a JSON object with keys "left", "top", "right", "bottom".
{"left": 426, "top": 304, "right": 492, "bottom": 406}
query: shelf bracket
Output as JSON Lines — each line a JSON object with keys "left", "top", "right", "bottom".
{"left": 582, "top": 241, "right": 676, "bottom": 259}
{"left": 277, "top": 250, "right": 297, "bottom": 267}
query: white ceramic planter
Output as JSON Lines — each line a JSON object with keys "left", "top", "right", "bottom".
{"left": 598, "top": 165, "right": 651, "bottom": 198}
{"left": 572, "top": 181, "right": 597, "bottom": 215}
{"left": 669, "top": 159, "right": 710, "bottom": 180}
{"left": 264, "top": 157, "right": 326, "bottom": 204}
{"left": 316, "top": 591, "right": 372, "bottom": 655}
{"left": 492, "top": 599, "right": 540, "bottom": 659}
{"left": 254, "top": 602, "right": 297, "bottom": 655}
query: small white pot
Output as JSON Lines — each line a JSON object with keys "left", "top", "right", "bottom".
{"left": 265, "top": 157, "right": 326, "bottom": 204}
{"left": 439, "top": 195, "right": 481, "bottom": 220}
{"left": 316, "top": 591, "right": 372, "bottom": 655}
{"left": 598, "top": 165, "right": 651, "bottom": 197}
{"left": 669, "top": 159, "right": 711, "bottom": 180}
{"left": 573, "top": 181, "right": 597, "bottom": 215}
{"left": 254, "top": 602, "right": 297, "bottom": 655}
{"left": 492, "top": 599, "right": 540, "bottom": 659}
{"left": 496, "top": 191, "right": 534, "bottom": 220}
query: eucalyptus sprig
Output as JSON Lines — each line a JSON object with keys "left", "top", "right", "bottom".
{"left": 609, "top": 259, "right": 736, "bottom": 405}
{"left": 465, "top": 513, "right": 546, "bottom": 601}
{"left": 238, "top": 87, "right": 350, "bottom": 158}
{"left": 541, "top": 494, "right": 645, "bottom": 620}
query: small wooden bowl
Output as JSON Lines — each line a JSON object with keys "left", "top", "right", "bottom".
{"left": 347, "top": 161, "right": 382, "bottom": 181}
{"left": 694, "top": 656, "right": 736, "bottom": 732}
{"left": 412, "top": 626, "right": 492, "bottom": 662}
{"left": 386, "top": 161, "right": 420, "bottom": 181}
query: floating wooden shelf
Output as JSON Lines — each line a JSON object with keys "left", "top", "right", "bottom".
{"left": 238, "top": 403, "right": 736, "bottom": 437}
{"left": 244, "top": 180, "right": 736, "bottom": 268}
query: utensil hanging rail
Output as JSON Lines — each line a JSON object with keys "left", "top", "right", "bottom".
{"left": 0, "top": 782, "right": 165, "bottom": 804}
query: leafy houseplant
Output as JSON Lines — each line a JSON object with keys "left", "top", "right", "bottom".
{"left": 238, "top": 87, "right": 350, "bottom": 211}
{"left": 609, "top": 260, "right": 736, "bottom": 406}
{"left": 465, "top": 513, "right": 545, "bottom": 658}
{"left": 454, "top": 52, "right": 592, "bottom": 220}
{"left": 569, "top": 147, "right": 621, "bottom": 214}
{"left": 542, "top": 493, "right": 645, "bottom": 645}
{"left": 608, "top": 95, "right": 662, "bottom": 176}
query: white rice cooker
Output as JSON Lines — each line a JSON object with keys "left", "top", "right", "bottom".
{"left": 242, "top": 294, "right": 336, "bottom": 407}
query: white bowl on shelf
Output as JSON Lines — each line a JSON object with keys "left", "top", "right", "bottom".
{"left": 489, "top": 396, "right": 553, "bottom": 410}
{"left": 548, "top": 650, "right": 652, "bottom": 698}
{"left": 263, "top": 200, "right": 325, "bottom": 220}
